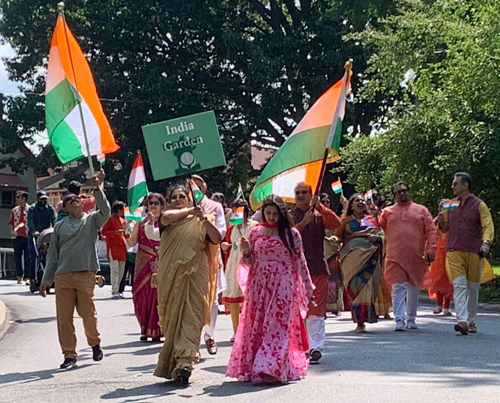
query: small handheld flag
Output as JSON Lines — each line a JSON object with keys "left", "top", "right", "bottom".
{"left": 365, "top": 189, "right": 373, "bottom": 201}
{"left": 229, "top": 206, "right": 245, "bottom": 226}
{"left": 189, "top": 179, "right": 203, "bottom": 203}
{"left": 128, "top": 152, "right": 148, "bottom": 212}
{"left": 331, "top": 179, "right": 342, "bottom": 195}
{"left": 124, "top": 207, "right": 142, "bottom": 221}
{"left": 443, "top": 200, "right": 460, "bottom": 210}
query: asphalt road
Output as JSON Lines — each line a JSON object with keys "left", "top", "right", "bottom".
{"left": 1, "top": 279, "right": 499, "bottom": 403}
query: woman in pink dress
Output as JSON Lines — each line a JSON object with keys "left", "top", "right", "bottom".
{"left": 126, "top": 193, "right": 165, "bottom": 342}
{"left": 226, "top": 195, "right": 314, "bottom": 384}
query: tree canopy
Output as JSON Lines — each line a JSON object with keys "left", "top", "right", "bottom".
{"left": 339, "top": 0, "right": 500, "bottom": 232}
{"left": 0, "top": 0, "right": 392, "bottom": 200}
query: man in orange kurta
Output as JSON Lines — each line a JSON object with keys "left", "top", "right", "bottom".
{"left": 379, "top": 182, "right": 437, "bottom": 331}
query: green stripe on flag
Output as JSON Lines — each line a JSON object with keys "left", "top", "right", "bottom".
{"left": 50, "top": 120, "right": 84, "bottom": 163}
{"left": 329, "top": 119, "right": 343, "bottom": 151}
{"left": 255, "top": 126, "right": 330, "bottom": 186}
{"left": 250, "top": 180, "right": 274, "bottom": 208}
{"left": 45, "top": 79, "right": 80, "bottom": 138}
{"left": 128, "top": 181, "right": 148, "bottom": 212}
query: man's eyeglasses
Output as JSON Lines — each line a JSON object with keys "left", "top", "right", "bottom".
{"left": 295, "top": 190, "right": 309, "bottom": 195}
{"left": 149, "top": 201, "right": 161, "bottom": 206}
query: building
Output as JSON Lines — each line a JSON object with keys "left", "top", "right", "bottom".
{"left": 36, "top": 163, "right": 93, "bottom": 210}
{"left": 0, "top": 143, "right": 36, "bottom": 246}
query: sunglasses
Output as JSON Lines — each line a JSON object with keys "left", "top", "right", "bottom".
{"left": 170, "top": 194, "right": 187, "bottom": 201}
{"left": 149, "top": 200, "right": 161, "bottom": 206}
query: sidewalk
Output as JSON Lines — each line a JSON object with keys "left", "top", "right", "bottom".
{"left": 0, "top": 297, "right": 6, "bottom": 334}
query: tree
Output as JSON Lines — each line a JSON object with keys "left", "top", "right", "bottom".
{"left": 0, "top": 0, "right": 395, "bottom": 200}
{"left": 339, "top": 0, "right": 500, "bottom": 235}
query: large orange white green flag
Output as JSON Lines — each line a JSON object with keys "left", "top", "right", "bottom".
{"left": 45, "top": 15, "right": 119, "bottom": 164}
{"left": 250, "top": 67, "right": 352, "bottom": 210}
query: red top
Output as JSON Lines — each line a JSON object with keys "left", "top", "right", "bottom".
{"left": 102, "top": 215, "right": 127, "bottom": 261}
{"left": 9, "top": 205, "right": 28, "bottom": 238}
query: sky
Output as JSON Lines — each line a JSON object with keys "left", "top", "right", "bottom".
{"left": 1, "top": 40, "right": 49, "bottom": 154}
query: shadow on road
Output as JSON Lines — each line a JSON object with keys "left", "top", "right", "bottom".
{"left": 0, "top": 364, "right": 91, "bottom": 386}
{"left": 14, "top": 316, "right": 56, "bottom": 324}
{"left": 202, "top": 365, "right": 227, "bottom": 375}
{"left": 203, "top": 381, "right": 288, "bottom": 397}
{"left": 100, "top": 382, "right": 186, "bottom": 401}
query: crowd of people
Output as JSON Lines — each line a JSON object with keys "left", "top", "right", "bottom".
{"left": 9, "top": 169, "right": 492, "bottom": 383}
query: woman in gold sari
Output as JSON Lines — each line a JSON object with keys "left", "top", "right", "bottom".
{"left": 335, "top": 194, "right": 385, "bottom": 333}
{"left": 154, "top": 185, "right": 222, "bottom": 384}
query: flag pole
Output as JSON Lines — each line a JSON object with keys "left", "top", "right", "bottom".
{"left": 313, "top": 59, "right": 353, "bottom": 196}
{"left": 57, "top": 2, "right": 95, "bottom": 176}
{"left": 188, "top": 174, "right": 198, "bottom": 208}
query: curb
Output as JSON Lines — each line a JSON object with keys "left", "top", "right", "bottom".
{"left": 0, "top": 298, "right": 6, "bottom": 333}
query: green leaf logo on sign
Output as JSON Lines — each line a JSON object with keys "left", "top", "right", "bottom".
{"left": 142, "top": 111, "right": 227, "bottom": 181}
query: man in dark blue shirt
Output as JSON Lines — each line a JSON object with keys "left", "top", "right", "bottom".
{"left": 26, "top": 191, "right": 56, "bottom": 284}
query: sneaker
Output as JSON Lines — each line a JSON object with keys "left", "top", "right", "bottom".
{"left": 25, "top": 279, "right": 30, "bottom": 285}
{"left": 454, "top": 321, "right": 468, "bottom": 335}
{"left": 468, "top": 322, "right": 477, "bottom": 333}
{"left": 406, "top": 320, "right": 418, "bottom": 330}
{"left": 60, "top": 357, "right": 77, "bottom": 369}
{"left": 433, "top": 307, "right": 443, "bottom": 314}
{"left": 309, "top": 348, "right": 322, "bottom": 362}
{"left": 92, "top": 344, "right": 104, "bottom": 361}
{"left": 111, "top": 294, "right": 120, "bottom": 300}
{"left": 118, "top": 293, "right": 125, "bottom": 299}
{"left": 443, "top": 309, "right": 452, "bottom": 317}
{"left": 395, "top": 319, "right": 406, "bottom": 331}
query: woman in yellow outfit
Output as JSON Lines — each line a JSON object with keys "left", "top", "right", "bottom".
{"left": 154, "top": 185, "right": 221, "bottom": 384}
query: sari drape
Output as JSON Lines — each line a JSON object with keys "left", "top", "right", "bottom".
{"left": 339, "top": 221, "right": 384, "bottom": 325}
{"left": 132, "top": 224, "right": 162, "bottom": 338}
{"left": 154, "top": 215, "right": 212, "bottom": 380}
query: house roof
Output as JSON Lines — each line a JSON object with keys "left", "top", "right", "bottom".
{"left": 0, "top": 173, "right": 29, "bottom": 191}
{"left": 37, "top": 164, "right": 90, "bottom": 191}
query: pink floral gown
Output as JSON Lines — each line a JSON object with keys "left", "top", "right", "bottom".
{"left": 226, "top": 225, "right": 314, "bottom": 383}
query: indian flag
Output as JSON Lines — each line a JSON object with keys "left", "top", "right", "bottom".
{"left": 45, "top": 14, "right": 119, "bottom": 164}
{"left": 443, "top": 200, "right": 460, "bottom": 210}
{"left": 250, "top": 63, "right": 352, "bottom": 210}
{"left": 365, "top": 189, "right": 373, "bottom": 200}
{"left": 128, "top": 153, "right": 148, "bottom": 212}
{"left": 229, "top": 206, "right": 244, "bottom": 225}
{"left": 331, "top": 179, "right": 342, "bottom": 194}
{"left": 124, "top": 207, "right": 142, "bottom": 222}
{"left": 189, "top": 179, "right": 203, "bottom": 203}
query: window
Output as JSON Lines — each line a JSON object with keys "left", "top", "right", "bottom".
{"left": 1, "top": 191, "right": 14, "bottom": 208}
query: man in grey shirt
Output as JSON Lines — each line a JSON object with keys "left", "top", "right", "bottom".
{"left": 40, "top": 171, "right": 110, "bottom": 369}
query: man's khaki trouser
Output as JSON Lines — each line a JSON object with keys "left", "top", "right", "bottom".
{"left": 55, "top": 271, "right": 100, "bottom": 358}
